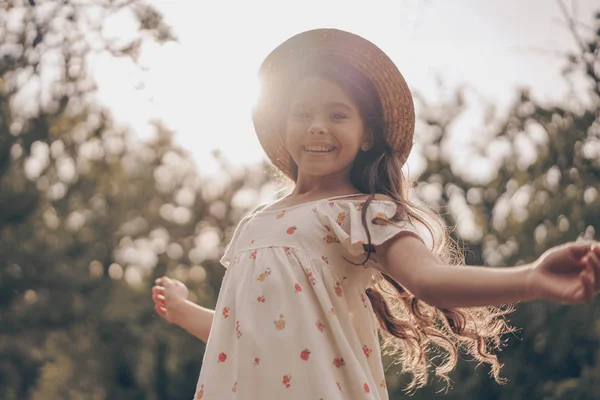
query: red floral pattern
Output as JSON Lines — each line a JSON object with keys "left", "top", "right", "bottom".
{"left": 282, "top": 375, "right": 292, "bottom": 388}
{"left": 194, "top": 198, "right": 420, "bottom": 398}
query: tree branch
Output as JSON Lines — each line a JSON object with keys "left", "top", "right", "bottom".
{"left": 556, "top": 0, "right": 600, "bottom": 98}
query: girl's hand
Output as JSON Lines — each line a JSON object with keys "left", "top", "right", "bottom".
{"left": 152, "top": 276, "right": 189, "bottom": 324}
{"left": 530, "top": 242, "right": 600, "bottom": 304}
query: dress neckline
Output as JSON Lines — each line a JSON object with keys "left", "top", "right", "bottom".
{"left": 257, "top": 193, "right": 369, "bottom": 213}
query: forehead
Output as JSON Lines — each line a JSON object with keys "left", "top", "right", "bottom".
{"left": 289, "top": 77, "right": 355, "bottom": 108}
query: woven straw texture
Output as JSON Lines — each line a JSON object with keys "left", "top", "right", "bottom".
{"left": 252, "top": 28, "right": 415, "bottom": 178}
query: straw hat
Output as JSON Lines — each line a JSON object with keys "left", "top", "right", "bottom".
{"left": 252, "top": 28, "right": 415, "bottom": 179}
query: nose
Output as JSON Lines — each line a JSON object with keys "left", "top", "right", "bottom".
{"left": 308, "top": 123, "right": 327, "bottom": 135}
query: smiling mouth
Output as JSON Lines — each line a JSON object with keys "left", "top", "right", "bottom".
{"left": 304, "top": 146, "right": 336, "bottom": 153}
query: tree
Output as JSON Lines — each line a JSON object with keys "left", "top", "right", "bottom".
{"left": 387, "top": 8, "right": 600, "bottom": 399}
{"left": 0, "top": 1, "right": 277, "bottom": 398}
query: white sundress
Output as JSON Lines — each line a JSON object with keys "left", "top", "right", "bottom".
{"left": 194, "top": 194, "right": 422, "bottom": 399}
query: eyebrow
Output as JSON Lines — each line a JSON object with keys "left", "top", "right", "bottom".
{"left": 290, "top": 101, "right": 353, "bottom": 112}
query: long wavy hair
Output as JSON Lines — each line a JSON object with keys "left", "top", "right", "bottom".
{"left": 281, "top": 56, "right": 515, "bottom": 392}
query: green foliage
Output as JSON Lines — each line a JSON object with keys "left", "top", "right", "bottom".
{"left": 388, "top": 10, "right": 600, "bottom": 400}
{"left": 0, "top": 1, "right": 272, "bottom": 399}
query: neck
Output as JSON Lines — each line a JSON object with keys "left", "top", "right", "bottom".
{"left": 292, "top": 169, "right": 357, "bottom": 197}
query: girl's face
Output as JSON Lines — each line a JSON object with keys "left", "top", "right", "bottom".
{"left": 285, "top": 77, "right": 369, "bottom": 181}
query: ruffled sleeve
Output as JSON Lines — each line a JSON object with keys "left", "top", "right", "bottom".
{"left": 219, "top": 214, "right": 252, "bottom": 268}
{"left": 316, "top": 199, "right": 424, "bottom": 258}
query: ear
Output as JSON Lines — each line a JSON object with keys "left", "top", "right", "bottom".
{"left": 361, "top": 129, "right": 374, "bottom": 151}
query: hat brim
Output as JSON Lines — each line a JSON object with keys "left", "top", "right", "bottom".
{"left": 252, "top": 28, "right": 415, "bottom": 179}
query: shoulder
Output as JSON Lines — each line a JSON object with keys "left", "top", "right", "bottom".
{"left": 335, "top": 193, "right": 396, "bottom": 203}
{"left": 319, "top": 194, "right": 401, "bottom": 221}
{"left": 369, "top": 194, "right": 395, "bottom": 203}
{"left": 250, "top": 204, "right": 270, "bottom": 214}
{"left": 325, "top": 194, "right": 398, "bottom": 215}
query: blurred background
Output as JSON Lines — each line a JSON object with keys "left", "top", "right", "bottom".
{"left": 0, "top": 0, "right": 599, "bottom": 399}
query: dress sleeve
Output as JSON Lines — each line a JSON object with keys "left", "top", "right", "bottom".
{"left": 219, "top": 214, "right": 252, "bottom": 268}
{"left": 316, "top": 199, "right": 425, "bottom": 258}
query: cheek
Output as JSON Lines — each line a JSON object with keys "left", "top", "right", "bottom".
{"left": 285, "top": 118, "right": 306, "bottom": 140}
{"left": 342, "top": 130, "right": 364, "bottom": 152}
{"left": 284, "top": 123, "right": 302, "bottom": 154}
{"left": 341, "top": 145, "right": 361, "bottom": 162}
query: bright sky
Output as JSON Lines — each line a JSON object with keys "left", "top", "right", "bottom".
{"left": 90, "top": 0, "right": 598, "bottom": 178}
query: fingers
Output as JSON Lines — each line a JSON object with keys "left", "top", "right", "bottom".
{"left": 152, "top": 293, "right": 165, "bottom": 304}
{"left": 155, "top": 276, "right": 174, "bottom": 286}
{"left": 570, "top": 241, "right": 598, "bottom": 259}
{"left": 152, "top": 285, "right": 164, "bottom": 295}
{"left": 154, "top": 276, "right": 175, "bottom": 291}
{"left": 154, "top": 303, "right": 167, "bottom": 317}
{"left": 578, "top": 267, "right": 595, "bottom": 302}
{"left": 584, "top": 247, "right": 600, "bottom": 291}
{"left": 152, "top": 285, "right": 165, "bottom": 304}
{"left": 154, "top": 276, "right": 172, "bottom": 319}
{"left": 152, "top": 276, "right": 185, "bottom": 320}
{"left": 153, "top": 276, "right": 172, "bottom": 306}
{"left": 588, "top": 244, "right": 600, "bottom": 266}
{"left": 152, "top": 281, "right": 166, "bottom": 304}
{"left": 152, "top": 284, "right": 164, "bottom": 293}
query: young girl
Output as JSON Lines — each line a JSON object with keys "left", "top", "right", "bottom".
{"left": 152, "top": 29, "right": 600, "bottom": 399}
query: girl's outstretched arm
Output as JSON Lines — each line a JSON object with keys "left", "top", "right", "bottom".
{"left": 376, "top": 237, "right": 600, "bottom": 309}
{"left": 152, "top": 277, "right": 214, "bottom": 343}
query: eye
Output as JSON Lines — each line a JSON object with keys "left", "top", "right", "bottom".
{"left": 331, "top": 112, "right": 348, "bottom": 120}
{"left": 291, "top": 110, "right": 310, "bottom": 119}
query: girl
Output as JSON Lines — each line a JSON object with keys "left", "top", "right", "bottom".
{"left": 152, "top": 29, "right": 600, "bottom": 399}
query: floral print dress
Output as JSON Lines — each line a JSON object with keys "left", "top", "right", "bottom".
{"left": 194, "top": 194, "right": 422, "bottom": 400}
